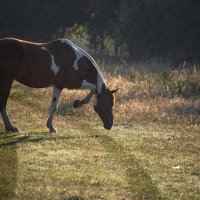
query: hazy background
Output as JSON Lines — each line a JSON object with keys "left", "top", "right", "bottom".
{"left": 1, "top": 0, "right": 200, "bottom": 66}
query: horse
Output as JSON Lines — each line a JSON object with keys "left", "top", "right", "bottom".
{"left": 0, "top": 38, "right": 118, "bottom": 133}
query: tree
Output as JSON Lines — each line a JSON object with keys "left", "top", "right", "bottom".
{"left": 85, "top": 0, "right": 120, "bottom": 53}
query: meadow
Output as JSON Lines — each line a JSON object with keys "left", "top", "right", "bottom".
{"left": 0, "top": 63, "right": 200, "bottom": 199}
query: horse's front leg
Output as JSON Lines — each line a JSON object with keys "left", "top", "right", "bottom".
{"left": 73, "top": 90, "right": 95, "bottom": 109}
{"left": 46, "top": 87, "right": 62, "bottom": 133}
{"left": 0, "top": 78, "right": 20, "bottom": 132}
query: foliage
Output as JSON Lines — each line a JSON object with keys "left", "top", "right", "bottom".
{"left": 1, "top": 0, "right": 200, "bottom": 62}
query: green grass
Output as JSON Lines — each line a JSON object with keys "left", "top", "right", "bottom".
{"left": 0, "top": 84, "right": 200, "bottom": 200}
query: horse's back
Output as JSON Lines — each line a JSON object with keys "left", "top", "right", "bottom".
{"left": 0, "top": 38, "right": 71, "bottom": 87}
{"left": 0, "top": 38, "right": 95, "bottom": 89}
{"left": 0, "top": 38, "right": 58, "bottom": 87}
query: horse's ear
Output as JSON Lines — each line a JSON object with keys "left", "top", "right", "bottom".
{"left": 111, "top": 88, "right": 119, "bottom": 94}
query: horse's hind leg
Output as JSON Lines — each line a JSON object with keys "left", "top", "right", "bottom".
{"left": 0, "top": 78, "right": 20, "bottom": 132}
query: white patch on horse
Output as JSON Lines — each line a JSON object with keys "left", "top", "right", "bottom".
{"left": 50, "top": 54, "right": 59, "bottom": 74}
{"left": 81, "top": 80, "right": 96, "bottom": 90}
{"left": 60, "top": 39, "right": 83, "bottom": 71}
{"left": 60, "top": 39, "right": 106, "bottom": 93}
{"left": 73, "top": 48, "right": 83, "bottom": 71}
{"left": 41, "top": 47, "right": 48, "bottom": 51}
{"left": 46, "top": 87, "right": 61, "bottom": 132}
{"left": 97, "top": 73, "right": 104, "bottom": 94}
{"left": 41, "top": 46, "right": 59, "bottom": 74}
{"left": 94, "top": 94, "right": 97, "bottom": 107}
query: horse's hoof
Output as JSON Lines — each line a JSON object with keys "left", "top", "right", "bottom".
{"left": 49, "top": 127, "right": 57, "bottom": 133}
{"left": 73, "top": 100, "right": 83, "bottom": 109}
{"left": 6, "top": 127, "right": 21, "bottom": 133}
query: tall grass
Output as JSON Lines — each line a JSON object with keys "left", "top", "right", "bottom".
{"left": 105, "top": 63, "right": 200, "bottom": 125}
{"left": 79, "top": 62, "right": 200, "bottom": 125}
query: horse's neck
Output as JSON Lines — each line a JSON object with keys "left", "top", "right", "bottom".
{"left": 97, "top": 73, "right": 106, "bottom": 94}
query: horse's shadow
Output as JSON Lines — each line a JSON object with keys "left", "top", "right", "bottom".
{"left": 0, "top": 132, "right": 100, "bottom": 148}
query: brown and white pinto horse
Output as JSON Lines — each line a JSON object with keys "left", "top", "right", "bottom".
{"left": 0, "top": 38, "right": 118, "bottom": 133}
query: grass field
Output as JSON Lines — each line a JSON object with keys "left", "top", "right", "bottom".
{"left": 0, "top": 67, "right": 200, "bottom": 200}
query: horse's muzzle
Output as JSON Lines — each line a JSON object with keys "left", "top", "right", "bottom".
{"left": 103, "top": 122, "right": 113, "bottom": 130}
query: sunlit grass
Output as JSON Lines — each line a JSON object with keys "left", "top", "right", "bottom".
{"left": 105, "top": 66, "right": 200, "bottom": 125}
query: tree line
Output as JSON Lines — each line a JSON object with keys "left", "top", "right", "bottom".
{"left": 1, "top": 0, "right": 200, "bottom": 63}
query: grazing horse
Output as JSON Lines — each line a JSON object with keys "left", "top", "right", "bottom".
{"left": 0, "top": 38, "right": 118, "bottom": 133}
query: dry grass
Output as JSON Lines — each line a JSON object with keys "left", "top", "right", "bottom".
{"left": 10, "top": 64, "right": 200, "bottom": 126}
{"left": 57, "top": 65, "right": 200, "bottom": 126}
{"left": 9, "top": 61, "right": 200, "bottom": 125}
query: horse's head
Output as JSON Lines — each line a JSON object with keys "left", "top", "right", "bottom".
{"left": 94, "top": 85, "right": 118, "bottom": 130}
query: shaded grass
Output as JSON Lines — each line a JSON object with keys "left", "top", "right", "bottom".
{"left": 97, "top": 134, "right": 163, "bottom": 199}
{"left": 14, "top": 132, "right": 128, "bottom": 199}
{"left": 0, "top": 134, "right": 18, "bottom": 200}
{"left": 111, "top": 123, "right": 200, "bottom": 200}
{"left": 1, "top": 114, "right": 199, "bottom": 199}
{"left": 60, "top": 119, "right": 164, "bottom": 199}
{"left": 0, "top": 123, "right": 165, "bottom": 200}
